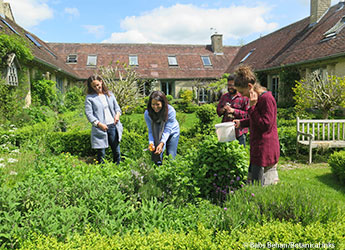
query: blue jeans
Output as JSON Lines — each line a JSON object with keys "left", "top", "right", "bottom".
{"left": 237, "top": 133, "right": 246, "bottom": 147}
{"left": 97, "top": 124, "right": 121, "bottom": 164}
{"left": 154, "top": 134, "right": 179, "bottom": 165}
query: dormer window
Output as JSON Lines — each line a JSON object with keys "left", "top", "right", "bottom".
{"left": 129, "top": 55, "right": 138, "bottom": 66}
{"left": 67, "top": 54, "right": 77, "bottom": 63}
{"left": 240, "top": 48, "right": 255, "bottom": 63}
{"left": 168, "top": 56, "right": 178, "bottom": 66}
{"left": 321, "top": 16, "right": 345, "bottom": 42}
{"left": 201, "top": 56, "right": 212, "bottom": 66}
{"left": 87, "top": 55, "right": 97, "bottom": 66}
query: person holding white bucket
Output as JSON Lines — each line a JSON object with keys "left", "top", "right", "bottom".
{"left": 233, "top": 65, "right": 280, "bottom": 186}
{"left": 217, "top": 74, "right": 249, "bottom": 146}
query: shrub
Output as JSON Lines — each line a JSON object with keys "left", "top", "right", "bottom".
{"left": 19, "top": 218, "right": 345, "bottom": 250}
{"left": 223, "top": 183, "right": 342, "bottom": 230}
{"left": 329, "top": 150, "right": 345, "bottom": 184}
{"left": 195, "top": 104, "right": 216, "bottom": 134}
{"left": 278, "top": 125, "right": 297, "bottom": 158}
{"left": 63, "top": 86, "right": 85, "bottom": 111}
{"left": 188, "top": 135, "right": 249, "bottom": 202}
{"left": 31, "top": 79, "right": 58, "bottom": 109}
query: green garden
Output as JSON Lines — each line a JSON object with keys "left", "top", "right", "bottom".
{"left": 1, "top": 79, "right": 345, "bottom": 249}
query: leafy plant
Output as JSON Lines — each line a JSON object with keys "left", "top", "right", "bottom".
{"left": 99, "top": 61, "right": 144, "bottom": 114}
{"left": 328, "top": 150, "right": 345, "bottom": 184}
{"left": 31, "top": 79, "right": 58, "bottom": 108}
{"left": 195, "top": 104, "right": 217, "bottom": 134}
{"left": 189, "top": 135, "right": 249, "bottom": 202}
{"left": 293, "top": 71, "right": 345, "bottom": 119}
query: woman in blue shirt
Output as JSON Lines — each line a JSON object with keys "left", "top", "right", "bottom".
{"left": 144, "top": 91, "right": 180, "bottom": 165}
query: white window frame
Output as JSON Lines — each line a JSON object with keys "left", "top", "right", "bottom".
{"left": 129, "top": 55, "right": 138, "bottom": 66}
{"left": 201, "top": 56, "right": 212, "bottom": 66}
{"left": 87, "top": 55, "right": 97, "bottom": 66}
{"left": 6, "top": 64, "right": 18, "bottom": 86}
{"left": 67, "top": 54, "right": 78, "bottom": 63}
{"left": 168, "top": 56, "right": 178, "bottom": 66}
{"left": 240, "top": 48, "right": 255, "bottom": 63}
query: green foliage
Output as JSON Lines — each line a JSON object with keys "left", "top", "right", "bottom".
{"left": 328, "top": 150, "right": 345, "bottom": 184}
{"left": 0, "top": 33, "right": 33, "bottom": 66}
{"left": 31, "top": 79, "right": 58, "bottom": 108}
{"left": 188, "top": 135, "right": 249, "bottom": 202}
{"left": 63, "top": 85, "right": 84, "bottom": 111}
{"left": 278, "top": 67, "right": 300, "bottom": 107}
{"left": 179, "top": 89, "right": 193, "bottom": 103}
{"left": 223, "top": 183, "right": 342, "bottom": 229}
{"left": 293, "top": 71, "right": 345, "bottom": 119}
{"left": 195, "top": 104, "right": 216, "bottom": 134}
{"left": 0, "top": 81, "right": 24, "bottom": 124}
{"left": 18, "top": 219, "right": 345, "bottom": 249}
{"left": 207, "top": 73, "right": 228, "bottom": 93}
{"left": 166, "top": 94, "right": 173, "bottom": 102}
{"left": 278, "top": 124, "right": 297, "bottom": 157}
{"left": 99, "top": 61, "right": 144, "bottom": 114}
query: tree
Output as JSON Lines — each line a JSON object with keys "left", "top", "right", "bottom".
{"left": 293, "top": 70, "right": 345, "bottom": 119}
{"left": 98, "top": 61, "right": 144, "bottom": 114}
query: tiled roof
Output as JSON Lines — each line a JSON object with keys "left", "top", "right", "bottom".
{"left": 227, "top": 2, "right": 345, "bottom": 73}
{"left": 0, "top": 17, "right": 79, "bottom": 79}
{"left": 48, "top": 42, "right": 240, "bottom": 80}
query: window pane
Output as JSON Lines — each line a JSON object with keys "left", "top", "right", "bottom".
{"left": 87, "top": 55, "right": 97, "bottom": 66}
{"left": 201, "top": 56, "right": 212, "bottom": 66}
{"left": 129, "top": 55, "right": 138, "bottom": 65}
{"left": 67, "top": 54, "right": 77, "bottom": 63}
{"left": 168, "top": 56, "right": 178, "bottom": 66}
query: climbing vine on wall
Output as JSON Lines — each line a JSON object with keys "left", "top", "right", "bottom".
{"left": 279, "top": 67, "right": 301, "bottom": 107}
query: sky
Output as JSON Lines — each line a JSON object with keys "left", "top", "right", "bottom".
{"left": 7, "top": 0, "right": 340, "bottom": 46}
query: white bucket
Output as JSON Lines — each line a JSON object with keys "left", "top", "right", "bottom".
{"left": 215, "top": 122, "right": 236, "bottom": 142}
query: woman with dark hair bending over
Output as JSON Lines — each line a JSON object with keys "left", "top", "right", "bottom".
{"left": 233, "top": 65, "right": 280, "bottom": 186}
{"left": 144, "top": 91, "right": 180, "bottom": 165}
{"left": 85, "top": 75, "right": 123, "bottom": 164}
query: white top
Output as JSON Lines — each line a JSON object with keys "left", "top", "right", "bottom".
{"left": 99, "top": 94, "right": 114, "bottom": 125}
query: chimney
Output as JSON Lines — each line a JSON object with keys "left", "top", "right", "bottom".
{"left": 211, "top": 34, "right": 223, "bottom": 55}
{"left": 310, "top": 0, "right": 331, "bottom": 25}
{"left": 0, "top": 0, "right": 15, "bottom": 22}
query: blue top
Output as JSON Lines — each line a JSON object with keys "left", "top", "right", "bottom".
{"left": 144, "top": 104, "right": 180, "bottom": 145}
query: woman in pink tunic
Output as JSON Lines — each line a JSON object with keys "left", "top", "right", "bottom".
{"left": 233, "top": 65, "right": 280, "bottom": 186}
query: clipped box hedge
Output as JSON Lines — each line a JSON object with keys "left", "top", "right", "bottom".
{"left": 19, "top": 219, "right": 345, "bottom": 250}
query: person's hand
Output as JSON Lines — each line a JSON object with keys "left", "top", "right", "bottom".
{"left": 249, "top": 90, "right": 258, "bottom": 106}
{"left": 98, "top": 122, "right": 108, "bottom": 131}
{"left": 233, "top": 119, "right": 241, "bottom": 128}
{"left": 114, "top": 113, "right": 120, "bottom": 124}
{"left": 224, "top": 105, "right": 234, "bottom": 114}
{"left": 154, "top": 142, "right": 164, "bottom": 155}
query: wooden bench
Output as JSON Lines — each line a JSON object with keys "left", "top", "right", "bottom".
{"left": 296, "top": 117, "right": 345, "bottom": 164}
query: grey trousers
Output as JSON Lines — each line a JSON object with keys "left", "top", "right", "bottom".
{"left": 248, "top": 163, "right": 279, "bottom": 186}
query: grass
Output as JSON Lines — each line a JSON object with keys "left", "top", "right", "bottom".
{"left": 278, "top": 160, "right": 345, "bottom": 205}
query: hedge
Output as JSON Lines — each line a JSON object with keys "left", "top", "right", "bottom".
{"left": 329, "top": 150, "right": 345, "bottom": 184}
{"left": 19, "top": 219, "right": 345, "bottom": 249}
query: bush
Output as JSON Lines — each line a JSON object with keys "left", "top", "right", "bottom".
{"left": 188, "top": 135, "right": 249, "bottom": 202}
{"left": 63, "top": 86, "right": 84, "bottom": 111}
{"left": 19, "top": 218, "right": 345, "bottom": 249}
{"left": 31, "top": 79, "right": 58, "bottom": 109}
{"left": 195, "top": 104, "right": 216, "bottom": 134}
{"left": 223, "top": 183, "right": 342, "bottom": 229}
{"left": 329, "top": 150, "right": 345, "bottom": 184}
